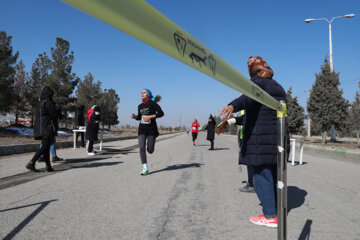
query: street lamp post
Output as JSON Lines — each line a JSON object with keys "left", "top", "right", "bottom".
{"left": 305, "top": 14, "right": 355, "bottom": 141}
{"left": 305, "top": 14, "right": 355, "bottom": 72}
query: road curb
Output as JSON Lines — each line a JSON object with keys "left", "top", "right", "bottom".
{"left": 303, "top": 143, "right": 360, "bottom": 159}
{"left": 220, "top": 133, "right": 360, "bottom": 159}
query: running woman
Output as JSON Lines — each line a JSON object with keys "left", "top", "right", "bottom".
{"left": 131, "top": 89, "right": 164, "bottom": 175}
{"left": 191, "top": 118, "right": 200, "bottom": 146}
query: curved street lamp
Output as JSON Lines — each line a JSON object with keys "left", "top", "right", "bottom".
{"left": 304, "top": 14, "right": 355, "bottom": 72}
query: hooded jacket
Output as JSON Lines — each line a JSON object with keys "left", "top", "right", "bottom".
{"left": 33, "top": 86, "right": 58, "bottom": 140}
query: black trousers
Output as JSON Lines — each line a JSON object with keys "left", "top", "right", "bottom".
{"left": 32, "top": 137, "right": 53, "bottom": 163}
{"left": 76, "top": 132, "right": 85, "bottom": 147}
{"left": 209, "top": 139, "right": 214, "bottom": 149}
{"left": 247, "top": 165, "right": 255, "bottom": 187}
{"left": 88, "top": 140, "right": 94, "bottom": 153}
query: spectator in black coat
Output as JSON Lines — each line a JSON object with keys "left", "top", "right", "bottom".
{"left": 220, "top": 56, "right": 287, "bottom": 228}
{"left": 26, "top": 86, "right": 58, "bottom": 172}
{"left": 74, "top": 105, "right": 85, "bottom": 147}
{"left": 205, "top": 114, "right": 216, "bottom": 150}
{"left": 86, "top": 105, "right": 101, "bottom": 155}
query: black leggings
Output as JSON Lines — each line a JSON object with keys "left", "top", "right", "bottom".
{"left": 192, "top": 132, "right": 198, "bottom": 142}
{"left": 138, "top": 135, "right": 156, "bottom": 164}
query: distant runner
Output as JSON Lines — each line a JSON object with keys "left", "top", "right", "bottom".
{"left": 191, "top": 118, "right": 200, "bottom": 146}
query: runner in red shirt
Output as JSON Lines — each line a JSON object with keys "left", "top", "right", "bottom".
{"left": 191, "top": 118, "right": 200, "bottom": 146}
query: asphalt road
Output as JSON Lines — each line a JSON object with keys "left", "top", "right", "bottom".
{"left": 0, "top": 132, "right": 359, "bottom": 240}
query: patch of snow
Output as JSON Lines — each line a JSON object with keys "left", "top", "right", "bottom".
{"left": 6, "top": 127, "right": 72, "bottom": 136}
{"left": 7, "top": 127, "right": 33, "bottom": 136}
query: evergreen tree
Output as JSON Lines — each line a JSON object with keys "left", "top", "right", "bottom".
{"left": 0, "top": 31, "right": 18, "bottom": 113}
{"left": 307, "top": 56, "right": 349, "bottom": 144}
{"left": 350, "top": 83, "right": 360, "bottom": 145}
{"left": 11, "top": 60, "right": 29, "bottom": 124}
{"left": 75, "top": 73, "right": 103, "bottom": 111}
{"left": 47, "top": 38, "right": 79, "bottom": 125}
{"left": 99, "top": 88, "right": 120, "bottom": 129}
{"left": 286, "top": 87, "right": 306, "bottom": 134}
{"left": 338, "top": 110, "right": 352, "bottom": 138}
{"left": 26, "top": 53, "right": 51, "bottom": 126}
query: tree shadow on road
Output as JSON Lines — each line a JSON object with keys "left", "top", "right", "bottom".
{"left": 0, "top": 199, "right": 58, "bottom": 240}
{"left": 287, "top": 186, "right": 307, "bottom": 214}
{"left": 150, "top": 163, "right": 203, "bottom": 175}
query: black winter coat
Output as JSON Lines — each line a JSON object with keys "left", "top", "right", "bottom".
{"left": 135, "top": 100, "right": 164, "bottom": 137}
{"left": 229, "top": 75, "right": 287, "bottom": 166}
{"left": 85, "top": 110, "right": 100, "bottom": 141}
{"left": 205, "top": 117, "right": 216, "bottom": 140}
{"left": 33, "top": 86, "right": 58, "bottom": 140}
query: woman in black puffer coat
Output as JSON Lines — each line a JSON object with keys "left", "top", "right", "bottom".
{"left": 220, "top": 56, "right": 287, "bottom": 227}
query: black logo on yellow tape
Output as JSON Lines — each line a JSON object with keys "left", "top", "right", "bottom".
{"left": 208, "top": 54, "right": 216, "bottom": 76}
{"left": 174, "top": 33, "right": 186, "bottom": 56}
{"left": 189, "top": 52, "right": 206, "bottom": 67}
{"left": 251, "top": 85, "right": 264, "bottom": 101}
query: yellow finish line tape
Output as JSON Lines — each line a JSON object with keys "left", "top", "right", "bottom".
{"left": 62, "top": 0, "right": 284, "bottom": 113}
{"left": 277, "top": 104, "right": 287, "bottom": 118}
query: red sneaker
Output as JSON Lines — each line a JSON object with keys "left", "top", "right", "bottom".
{"left": 250, "top": 214, "right": 277, "bottom": 228}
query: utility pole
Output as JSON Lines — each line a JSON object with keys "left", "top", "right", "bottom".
{"left": 307, "top": 90, "right": 311, "bottom": 138}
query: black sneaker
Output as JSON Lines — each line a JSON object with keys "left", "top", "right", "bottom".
{"left": 45, "top": 166, "right": 54, "bottom": 172}
{"left": 239, "top": 183, "right": 255, "bottom": 193}
{"left": 26, "top": 163, "right": 39, "bottom": 172}
{"left": 52, "top": 156, "right": 63, "bottom": 163}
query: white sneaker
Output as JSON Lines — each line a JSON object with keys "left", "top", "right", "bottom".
{"left": 87, "top": 152, "right": 95, "bottom": 156}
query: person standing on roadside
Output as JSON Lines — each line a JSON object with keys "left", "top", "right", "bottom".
{"left": 26, "top": 86, "right": 58, "bottom": 172}
{"left": 205, "top": 114, "right": 216, "bottom": 150}
{"left": 191, "top": 118, "right": 200, "bottom": 146}
{"left": 220, "top": 56, "right": 287, "bottom": 228}
{"left": 131, "top": 89, "right": 164, "bottom": 175}
{"left": 74, "top": 105, "right": 86, "bottom": 148}
{"left": 86, "top": 105, "right": 101, "bottom": 156}
{"left": 222, "top": 110, "right": 255, "bottom": 193}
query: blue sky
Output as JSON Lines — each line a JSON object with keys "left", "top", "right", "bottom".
{"left": 1, "top": 0, "right": 359, "bottom": 127}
